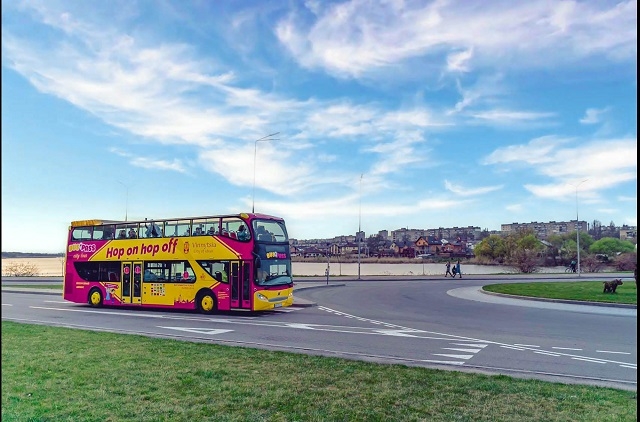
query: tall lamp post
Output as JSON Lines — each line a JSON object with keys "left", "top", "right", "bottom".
{"left": 357, "top": 174, "right": 363, "bottom": 280}
{"left": 326, "top": 243, "right": 331, "bottom": 285}
{"left": 571, "top": 179, "right": 588, "bottom": 276}
{"left": 252, "top": 132, "right": 279, "bottom": 213}
{"left": 117, "top": 180, "right": 129, "bottom": 221}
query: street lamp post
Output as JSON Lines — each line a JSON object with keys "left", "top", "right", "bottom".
{"left": 117, "top": 180, "right": 129, "bottom": 221}
{"left": 572, "top": 179, "right": 588, "bottom": 277}
{"left": 357, "top": 174, "right": 363, "bottom": 280}
{"left": 252, "top": 132, "right": 279, "bottom": 213}
{"left": 326, "top": 243, "right": 330, "bottom": 285}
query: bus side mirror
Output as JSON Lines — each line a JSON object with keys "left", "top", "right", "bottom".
{"left": 214, "top": 271, "right": 222, "bottom": 282}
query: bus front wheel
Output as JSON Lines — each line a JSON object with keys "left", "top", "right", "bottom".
{"left": 88, "top": 288, "right": 103, "bottom": 307}
{"left": 197, "top": 291, "right": 217, "bottom": 314}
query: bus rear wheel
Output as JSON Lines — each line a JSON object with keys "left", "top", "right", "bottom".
{"left": 197, "top": 291, "right": 217, "bottom": 314}
{"left": 88, "top": 288, "right": 103, "bottom": 307}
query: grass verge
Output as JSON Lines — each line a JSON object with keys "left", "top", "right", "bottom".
{"left": 483, "top": 281, "right": 637, "bottom": 305}
{"left": 2, "top": 321, "right": 637, "bottom": 421}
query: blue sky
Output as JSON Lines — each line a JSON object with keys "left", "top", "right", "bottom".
{"left": 2, "top": 0, "right": 637, "bottom": 254}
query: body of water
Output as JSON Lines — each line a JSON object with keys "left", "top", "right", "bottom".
{"left": 292, "top": 262, "right": 569, "bottom": 276}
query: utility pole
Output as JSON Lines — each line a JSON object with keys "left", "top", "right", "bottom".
{"left": 252, "top": 132, "right": 279, "bottom": 213}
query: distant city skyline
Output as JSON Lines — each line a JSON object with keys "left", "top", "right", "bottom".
{"left": 2, "top": 1, "right": 636, "bottom": 253}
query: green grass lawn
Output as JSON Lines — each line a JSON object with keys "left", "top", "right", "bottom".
{"left": 1, "top": 321, "right": 637, "bottom": 421}
{"left": 483, "top": 281, "right": 637, "bottom": 305}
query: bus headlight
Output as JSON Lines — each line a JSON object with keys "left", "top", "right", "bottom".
{"left": 257, "top": 293, "right": 268, "bottom": 301}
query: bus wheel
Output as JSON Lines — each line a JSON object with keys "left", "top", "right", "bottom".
{"left": 88, "top": 288, "right": 103, "bottom": 307}
{"left": 197, "top": 291, "right": 216, "bottom": 314}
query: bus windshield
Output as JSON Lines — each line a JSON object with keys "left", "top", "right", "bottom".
{"left": 254, "top": 242, "right": 292, "bottom": 286}
{"left": 252, "top": 219, "right": 288, "bottom": 242}
{"left": 256, "top": 258, "right": 292, "bottom": 286}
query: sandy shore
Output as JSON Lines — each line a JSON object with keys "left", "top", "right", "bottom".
{"left": 2, "top": 258, "right": 65, "bottom": 277}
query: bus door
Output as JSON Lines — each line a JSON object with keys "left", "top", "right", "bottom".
{"left": 121, "top": 262, "right": 142, "bottom": 305}
{"left": 230, "top": 261, "right": 251, "bottom": 309}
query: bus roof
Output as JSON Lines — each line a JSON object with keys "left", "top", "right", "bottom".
{"left": 70, "top": 213, "right": 283, "bottom": 227}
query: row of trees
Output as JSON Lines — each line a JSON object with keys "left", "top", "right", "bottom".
{"left": 474, "top": 229, "right": 636, "bottom": 273}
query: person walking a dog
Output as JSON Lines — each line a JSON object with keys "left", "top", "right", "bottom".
{"left": 445, "top": 261, "right": 453, "bottom": 277}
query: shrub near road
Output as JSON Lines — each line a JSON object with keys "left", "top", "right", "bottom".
{"left": 1, "top": 322, "right": 637, "bottom": 421}
{"left": 483, "top": 281, "right": 637, "bottom": 305}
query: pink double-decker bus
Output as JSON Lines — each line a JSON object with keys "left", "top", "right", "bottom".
{"left": 63, "top": 213, "right": 294, "bottom": 313}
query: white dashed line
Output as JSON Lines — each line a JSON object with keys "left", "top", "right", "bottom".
{"left": 596, "top": 350, "right": 631, "bottom": 355}
{"left": 552, "top": 347, "right": 583, "bottom": 351}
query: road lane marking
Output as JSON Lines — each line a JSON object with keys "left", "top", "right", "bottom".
{"left": 552, "top": 347, "right": 582, "bottom": 351}
{"left": 596, "top": 350, "right": 631, "bottom": 355}
{"left": 534, "top": 351, "right": 562, "bottom": 357}
{"left": 26, "top": 305, "right": 637, "bottom": 369}
{"left": 443, "top": 347, "right": 483, "bottom": 353}
{"left": 572, "top": 357, "right": 607, "bottom": 364}
{"left": 158, "top": 327, "right": 233, "bottom": 335}
{"left": 451, "top": 343, "right": 488, "bottom": 348}
{"left": 433, "top": 354, "right": 474, "bottom": 360}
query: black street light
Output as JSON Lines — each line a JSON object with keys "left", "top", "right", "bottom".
{"left": 117, "top": 180, "right": 129, "bottom": 221}
{"left": 571, "top": 179, "right": 588, "bottom": 276}
{"left": 252, "top": 132, "right": 279, "bottom": 213}
{"left": 358, "top": 174, "right": 363, "bottom": 280}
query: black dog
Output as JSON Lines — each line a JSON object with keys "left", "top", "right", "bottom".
{"left": 603, "top": 279, "right": 623, "bottom": 293}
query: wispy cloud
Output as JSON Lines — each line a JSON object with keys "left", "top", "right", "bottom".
{"left": 444, "top": 180, "right": 503, "bottom": 196}
{"left": 276, "top": 1, "right": 636, "bottom": 78}
{"left": 580, "top": 107, "right": 611, "bottom": 124}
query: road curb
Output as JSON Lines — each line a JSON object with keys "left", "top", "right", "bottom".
{"left": 480, "top": 289, "right": 637, "bottom": 309}
{"left": 293, "top": 283, "right": 346, "bottom": 307}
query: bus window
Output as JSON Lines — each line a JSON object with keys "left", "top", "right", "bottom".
{"left": 168, "top": 261, "right": 195, "bottom": 282}
{"left": 196, "top": 260, "right": 229, "bottom": 283}
{"left": 125, "top": 223, "right": 139, "bottom": 239}
{"left": 71, "top": 227, "right": 93, "bottom": 241}
{"left": 145, "top": 261, "right": 169, "bottom": 281}
{"left": 222, "top": 217, "right": 247, "bottom": 239}
{"left": 205, "top": 220, "right": 220, "bottom": 236}
{"left": 94, "top": 225, "right": 115, "bottom": 240}
{"left": 165, "top": 220, "right": 192, "bottom": 237}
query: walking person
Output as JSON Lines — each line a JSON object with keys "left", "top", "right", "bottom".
{"left": 456, "top": 260, "right": 462, "bottom": 278}
{"left": 445, "top": 261, "right": 453, "bottom": 277}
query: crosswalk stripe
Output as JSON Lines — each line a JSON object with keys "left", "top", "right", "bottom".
{"left": 433, "top": 353, "right": 474, "bottom": 359}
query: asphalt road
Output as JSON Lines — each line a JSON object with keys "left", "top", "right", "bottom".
{"left": 2, "top": 273, "right": 636, "bottom": 391}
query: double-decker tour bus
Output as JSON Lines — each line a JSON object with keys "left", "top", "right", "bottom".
{"left": 63, "top": 213, "right": 293, "bottom": 313}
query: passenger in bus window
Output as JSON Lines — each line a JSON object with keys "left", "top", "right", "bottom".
{"left": 194, "top": 226, "right": 204, "bottom": 236}
{"left": 207, "top": 226, "right": 216, "bottom": 235}
{"left": 128, "top": 228, "right": 138, "bottom": 238}
{"left": 183, "top": 227, "right": 191, "bottom": 236}
{"left": 118, "top": 229, "right": 127, "bottom": 239}
{"left": 144, "top": 220, "right": 161, "bottom": 238}
{"left": 237, "top": 225, "right": 250, "bottom": 240}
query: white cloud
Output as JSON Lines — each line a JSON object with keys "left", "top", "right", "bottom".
{"left": 444, "top": 180, "right": 503, "bottom": 196}
{"left": 276, "top": 0, "right": 637, "bottom": 79}
{"left": 580, "top": 107, "right": 610, "bottom": 124}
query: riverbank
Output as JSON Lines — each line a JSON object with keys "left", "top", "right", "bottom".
{"left": 1, "top": 257, "right": 622, "bottom": 278}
